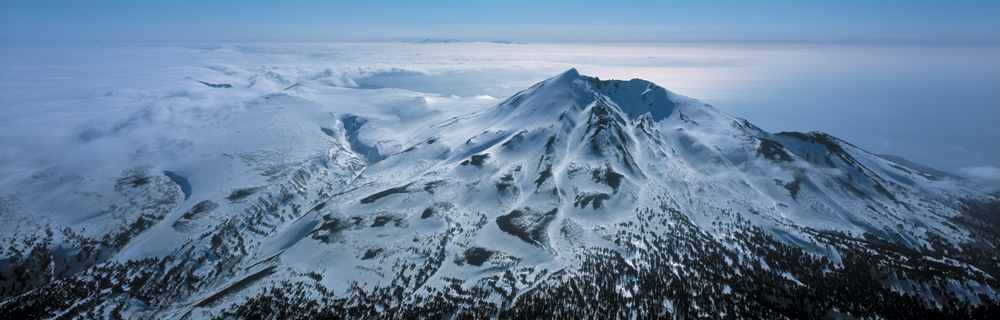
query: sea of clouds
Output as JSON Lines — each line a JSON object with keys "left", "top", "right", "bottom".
{"left": 1, "top": 42, "right": 997, "bottom": 188}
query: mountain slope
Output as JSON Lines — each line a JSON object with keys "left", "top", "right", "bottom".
{"left": 2, "top": 69, "right": 998, "bottom": 319}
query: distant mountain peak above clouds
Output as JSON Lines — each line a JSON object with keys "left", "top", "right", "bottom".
{"left": 408, "top": 39, "right": 526, "bottom": 44}
{"left": 419, "top": 39, "right": 462, "bottom": 43}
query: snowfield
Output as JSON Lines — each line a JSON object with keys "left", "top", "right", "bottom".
{"left": 1, "top": 45, "right": 998, "bottom": 319}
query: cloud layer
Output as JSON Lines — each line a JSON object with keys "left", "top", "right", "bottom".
{"left": 959, "top": 166, "right": 1000, "bottom": 185}
{"left": 1, "top": 42, "right": 998, "bottom": 178}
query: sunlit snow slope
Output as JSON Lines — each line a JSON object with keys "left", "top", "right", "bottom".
{"left": 2, "top": 69, "right": 999, "bottom": 319}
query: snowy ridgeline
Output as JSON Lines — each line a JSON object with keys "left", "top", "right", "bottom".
{"left": 0, "top": 46, "right": 999, "bottom": 319}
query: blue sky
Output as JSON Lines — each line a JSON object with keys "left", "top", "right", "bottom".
{"left": 2, "top": 0, "right": 998, "bottom": 44}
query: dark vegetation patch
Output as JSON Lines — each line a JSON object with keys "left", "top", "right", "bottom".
{"left": 369, "top": 215, "right": 403, "bottom": 228}
{"left": 421, "top": 207, "right": 435, "bottom": 219}
{"left": 213, "top": 198, "right": 1000, "bottom": 320}
{"left": 371, "top": 216, "right": 393, "bottom": 227}
{"left": 454, "top": 247, "right": 494, "bottom": 266}
{"left": 360, "top": 183, "right": 412, "bottom": 204}
{"left": 496, "top": 174, "right": 516, "bottom": 192}
{"left": 181, "top": 200, "right": 219, "bottom": 220}
{"left": 305, "top": 272, "right": 322, "bottom": 282}
{"left": 459, "top": 153, "right": 491, "bottom": 167}
{"left": 574, "top": 193, "right": 611, "bottom": 209}
{"left": 361, "top": 248, "right": 383, "bottom": 260}
{"left": 470, "top": 153, "right": 490, "bottom": 167}
{"left": 423, "top": 181, "right": 445, "bottom": 195}
{"left": 959, "top": 196, "right": 1000, "bottom": 229}
{"left": 495, "top": 207, "right": 558, "bottom": 246}
{"left": 310, "top": 216, "right": 365, "bottom": 243}
{"left": 114, "top": 168, "right": 152, "bottom": 191}
{"left": 171, "top": 220, "right": 195, "bottom": 232}
{"left": 949, "top": 196, "right": 1000, "bottom": 278}
{"left": 17, "top": 196, "right": 999, "bottom": 319}
{"left": 419, "top": 202, "right": 454, "bottom": 220}
{"left": 227, "top": 187, "right": 263, "bottom": 202}
{"left": 101, "top": 214, "right": 168, "bottom": 250}
{"left": 196, "top": 266, "right": 276, "bottom": 308}
{"left": 311, "top": 218, "right": 347, "bottom": 242}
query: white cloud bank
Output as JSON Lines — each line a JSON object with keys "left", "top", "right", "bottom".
{"left": 1, "top": 42, "right": 998, "bottom": 178}
{"left": 958, "top": 166, "right": 1000, "bottom": 184}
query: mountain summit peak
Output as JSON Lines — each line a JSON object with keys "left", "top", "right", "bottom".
{"left": 496, "top": 69, "right": 682, "bottom": 123}
{"left": 552, "top": 67, "right": 581, "bottom": 81}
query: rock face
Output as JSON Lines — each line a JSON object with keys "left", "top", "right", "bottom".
{"left": 2, "top": 69, "right": 999, "bottom": 319}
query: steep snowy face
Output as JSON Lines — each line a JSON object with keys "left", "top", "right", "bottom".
{"left": 583, "top": 75, "right": 678, "bottom": 121}
{"left": 439, "top": 68, "right": 692, "bottom": 183}
{"left": 481, "top": 68, "right": 681, "bottom": 126}
{"left": 3, "top": 69, "right": 998, "bottom": 319}
{"left": 391, "top": 68, "right": 988, "bottom": 253}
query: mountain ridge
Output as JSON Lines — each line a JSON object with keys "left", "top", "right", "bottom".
{"left": 1, "top": 69, "right": 998, "bottom": 319}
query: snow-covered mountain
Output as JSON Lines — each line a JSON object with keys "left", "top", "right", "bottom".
{"left": 2, "top": 69, "right": 998, "bottom": 319}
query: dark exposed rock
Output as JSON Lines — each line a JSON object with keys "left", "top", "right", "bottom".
{"left": 496, "top": 207, "right": 558, "bottom": 246}
{"left": 360, "top": 184, "right": 412, "bottom": 204}
{"left": 591, "top": 165, "right": 624, "bottom": 192}
{"left": 195, "top": 80, "right": 233, "bottom": 88}
{"left": 757, "top": 138, "right": 793, "bottom": 162}
{"left": 535, "top": 165, "right": 553, "bottom": 188}
{"left": 574, "top": 192, "right": 611, "bottom": 209}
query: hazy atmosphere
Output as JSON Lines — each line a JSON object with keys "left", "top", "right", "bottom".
{"left": 3, "top": 0, "right": 999, "bottom": 185}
